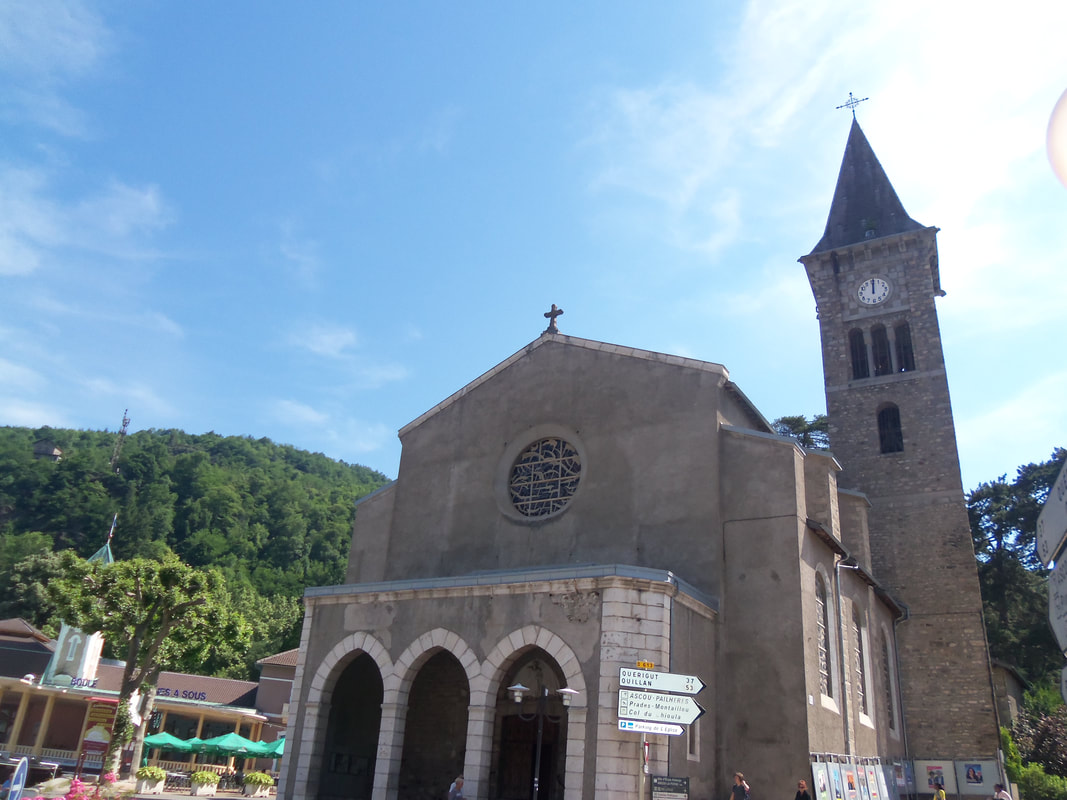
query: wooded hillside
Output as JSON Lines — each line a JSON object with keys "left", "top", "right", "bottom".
{"left": 0, "top": 425, "right": 390, "bottom": 678}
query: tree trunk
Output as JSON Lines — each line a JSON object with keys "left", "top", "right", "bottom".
{"left": 128, "top": 688, "right": 158, "bottom": 778}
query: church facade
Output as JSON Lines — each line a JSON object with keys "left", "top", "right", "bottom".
{"left": 278, "top": 122, "right": 999, "bottom": 800}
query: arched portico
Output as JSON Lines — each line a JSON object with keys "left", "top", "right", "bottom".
{"left": 295, "top": 633, "right": 393, "bottom": 800}
{"left": 386, "top": 629, "right": 480, "bottom": 800}
{"left": 473, "top": 626, "right": 588, "bottom": 800}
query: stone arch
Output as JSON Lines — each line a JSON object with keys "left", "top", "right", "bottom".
{"left": 389, "top": 627, "right": 481, "bottom": 699}
{"left": 479, "top": 626, "right": 588, "bottom": 800}
{"left": 478, "top": 625, "right": 587, "bottom": 706}
{"left": 300, "top": 633, "right": 392, "bottom": 800}
{"left": 307, "top": 631, "right": 393, "bottom": 706}
{"left": 388, "top": 629, "right": 480, "bottom": 800}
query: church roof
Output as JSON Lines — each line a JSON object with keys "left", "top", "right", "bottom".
{"left": 810, "top": 119, "right": 925, "bottom": 254}
{"left": 398, "top": 333, "right": 772, "bottom": 437}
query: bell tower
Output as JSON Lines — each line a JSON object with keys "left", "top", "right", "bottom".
{"left": 798, "top": 119, "right": 999, "bottom": 759}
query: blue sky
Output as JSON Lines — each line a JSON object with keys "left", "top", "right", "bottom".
{"left": 1, "top": 1, "right": 1065, "bottom": 490}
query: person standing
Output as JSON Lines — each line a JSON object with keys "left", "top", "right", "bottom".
{"left": 733, "top": 772, "right": 751, "bottom": 800}
{"left": 447, "top": 775, "right": 465, "bottom": 800}
{"left": 994, "top": 783, "right": 1012, "bottom": 800}
{"left": 796, "top": 779, "right": 812, "bottom": 800}
{"left": 933, "top": 781, "right": 946, "bottom": 800}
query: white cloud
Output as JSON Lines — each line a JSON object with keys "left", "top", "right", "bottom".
{"left": 294, "top": 324, "right": 360, "bottom": 358}
{"left": 0, "top": 357, "right": 45, "bottom": 391}
{"left": 957, "top": 371, "right": 1067, "bottom": 487}
{"left": 0, "top": 399, "right": 71, "bottom": 428}
{"left": 0, "top": 166, "right": 171, "bottom": 275}
{"left": 0, "top": 0, "right": 110, "bottom": 136}
{"left": 273, "top": 399, "right": 329, "bottom": 426}
{"left": 279, "top": 224, "right": 321, "bottom": 285}
{"left": 81, "top": 377, "right": 174, "bottom": 417}
{"left": 419, "top": 105, "right": 462, "bottom": 154}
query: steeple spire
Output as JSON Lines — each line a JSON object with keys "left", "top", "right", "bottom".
{"left": 809, "top": 119, "right": 924, "bottom": 254}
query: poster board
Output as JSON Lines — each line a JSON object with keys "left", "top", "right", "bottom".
{"left": 878, "top": 763, "right": 898, "bottom": 800}
{"left": 829, "top": 763, "right": 845, "bottom": 800}
{"left": 954, "top": 760, "right": 1000, "bottom": 796}
{"left": 842, "top": 760, "right": 860, "bottom": 800}
{"left": 812, "top": 763, "right": 832, "bottom": 800}
{"left": 915, "top": 761, "right": 958, "bottom": 794}
{"left": 864, "top": 764, "right": 882, "bottom": 800}
{"left": 855, "top": 764, "right": 871, "bottom": 800}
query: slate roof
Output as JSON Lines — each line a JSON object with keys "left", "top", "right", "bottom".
{"left": 0, "top": 618, "right": 54, "bottom": 679}
{"left": 810, "top": 119, "right": 925, "bottom": 254}
{"left": 256, "top": 648, "right": 299, "bottom": 668}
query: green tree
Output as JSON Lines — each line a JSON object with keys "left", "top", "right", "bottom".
{"left": 968, "top": 449, "right": 1066, "bottom": 683}
{"left": 48, "top": 552, "right": 250, "bottom": 777}
{"left": 772, "top": 414, "right": 830, "bottom": 449}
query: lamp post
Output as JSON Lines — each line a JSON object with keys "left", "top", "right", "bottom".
{"left": 507, "top": 683, "right": 578, "bottom": 800}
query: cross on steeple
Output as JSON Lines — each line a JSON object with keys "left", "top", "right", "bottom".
{"left": 836, "top": 92, "right": 869, "bottom": 119}
{"left": 543, "top": 303, "right": 564, "bottom": 335}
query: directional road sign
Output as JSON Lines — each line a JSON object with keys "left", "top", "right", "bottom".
{"left": 618, "top": 719, "right": 685, "bottom": 736}
{"left": 618, "top": 689, "right": 705, "bottom": 725}
{"left": 1038, "top": 460, "right": 1067, "bottom": 567}
{"left": 8, "top": 756, "right": 29, "bottom": 800}
{"left": 1051, "top": 558, "right": 1067, "bottom": 653}
{"left": 620, "top": 668, "right": 705, "bottom": 695}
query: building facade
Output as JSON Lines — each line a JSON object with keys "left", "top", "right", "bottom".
{"left": 279, "top": 122, "right": 999, "bottom": 800}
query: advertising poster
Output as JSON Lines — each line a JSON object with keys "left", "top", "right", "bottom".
{"left": 855, "top": 765, "right": 871, "bottom": 800}
{"left": 843, "top": 761, "right": 860, "bottom": 800}
{"left": 954, "top": 760, "right": 1000, "bottom": 796}
{"left": 865, "top": 765, "right": 881, "bottom": 800}
{"left": 829, "top": 763, "right": 844, "bottom": 800}
{"left": 81, "top": 699, "right": 118, "bottom": 754}
{"left": 812, "top": 763, "right": 832, "bottom": 800}
{"left": 914, "top": 761, "right": 957, "bottom": 794}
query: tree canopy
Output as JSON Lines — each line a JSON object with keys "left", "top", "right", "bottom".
{"left": 772, "top": 414, "right": 830, "bottom": 450}
{"left": 48, "top": 552, "right": 249, "bottom": 777}
{"left": 0, "top": 425, "right": 390, "bottom": 677}
{"left": 968, "top": 449, "right": 1066, "bottom": 685}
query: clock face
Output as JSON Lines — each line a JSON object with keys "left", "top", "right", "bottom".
{"left": 858, "top": 277, "right": 890, "bottom": 305}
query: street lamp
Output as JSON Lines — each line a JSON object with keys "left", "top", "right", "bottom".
{"left": 507, "top": 683, "right": 579, "bottom": 800}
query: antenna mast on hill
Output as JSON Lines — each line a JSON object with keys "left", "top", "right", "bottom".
{"left": 110, "top": 408, "right": 130, "bottom": 474}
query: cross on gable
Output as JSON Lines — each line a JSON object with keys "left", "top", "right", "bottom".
{"left": 543, "top": 304, "right": 564, "bottom": 334}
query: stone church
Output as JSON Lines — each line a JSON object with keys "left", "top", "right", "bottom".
{"left": 278, "top": 121, "right": 999, "bottom": 800}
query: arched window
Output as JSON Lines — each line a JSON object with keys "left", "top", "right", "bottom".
{"left": 849, "top": 329, "right": 869, "bottom": 380}
{"left": 852, "top": 606, "right": 869, "bottom": 717}
{"left": 894, "top": 322, "right": 915, "bottom": 372}
{"left": 881, "top": 633, "right": 897, "bottom": 731}
{"left": 878, "top": 404, "right": 904, "bottom": 453}
{"left": 816, "top": 573, "right": 833, "bottom": 698}
{"left": 871, "top": 325, "right": 892, "bottom": 376}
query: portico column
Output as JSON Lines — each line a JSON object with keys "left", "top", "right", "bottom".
{"left": 32, "top": 694, "right": 56, "bottom": 756}
{"left": 190, "top": 715, "right": 205, "bottom": 766}
{"left": 464, "top": 703, "right": 495, "bottom": 800}
{"left": 290, "top": 701, "right": 321, "bottom": 800}
{"left": 73, "top": 702, "right": 92, "bottom": 760}
{"left": 7, "top": 691, "right": 31, "bottom": 750}
{"left": 562, "top": 707, "right": 587, "bottom": 800}
{"left": 372, "top": 701, "right": 405, "bottom": 800}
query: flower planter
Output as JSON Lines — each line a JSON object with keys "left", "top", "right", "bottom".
{"left": 136, "top": 777, "right": 166, "bottom": 794}
{"left": 191, "top": 782, "right": 219, "bottom": 796}
{"left": 243, "top": 784, "right": 271, "bottom": 797}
